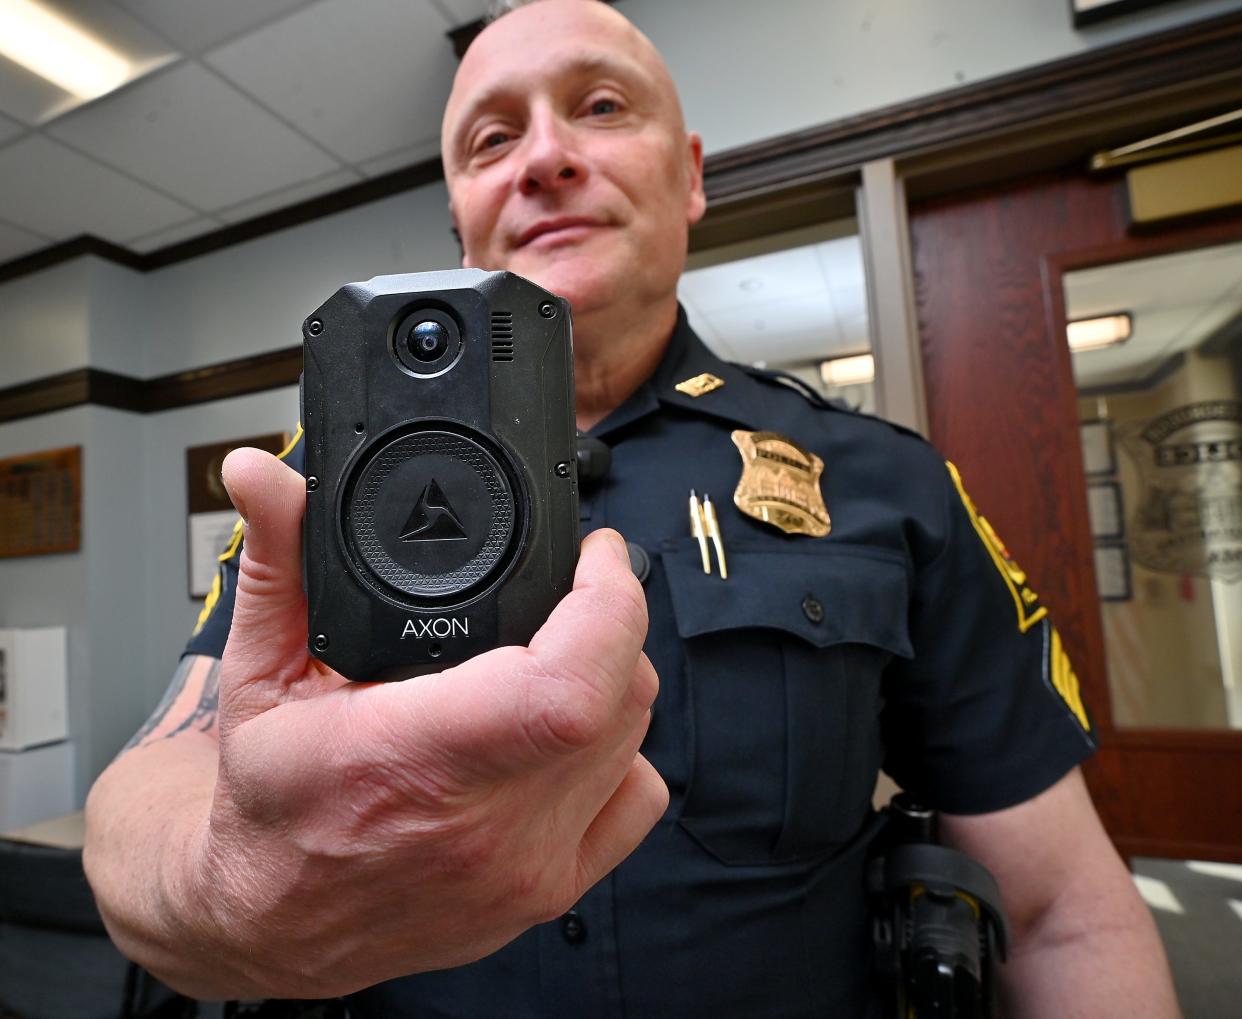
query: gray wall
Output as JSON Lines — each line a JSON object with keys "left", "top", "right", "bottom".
{"left": 2, "top": 0, "right": 1239, "bottom": 802}
{"left": 0, "top": 185, "right": 459, "bottom": 798}
{"left": 618, "top": 0, "right": 1242, "bottom": 155}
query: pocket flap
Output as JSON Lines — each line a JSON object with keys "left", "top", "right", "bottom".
{"left": 663, "top": 540, "right": 913, "bottom": 657}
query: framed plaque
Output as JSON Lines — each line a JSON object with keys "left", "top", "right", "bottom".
{"left": 1087, "top": 481, "right": 1124, "bottom": 540}
{"left": 0, "top": 446, "right": 81, "bottom": 558}
{"left": 186, "top": 433, "right": 290, "bottom": 598}
{"left": 1080, "top": 420, "right": 1115, "bottom": 476}
{"left": 1094, "top": 544, "right": 1132, "bottom": 602}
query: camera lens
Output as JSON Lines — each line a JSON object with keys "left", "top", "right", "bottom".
{"left": 392, "top": 306, "right": 462, "bottom": 378}
{"left": 407, "top": 320, "right": 450, "bottom": 362}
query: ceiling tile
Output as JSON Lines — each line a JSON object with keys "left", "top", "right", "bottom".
{"left": 358, "top": 138, "right": 443, "bottom": 178}
{"left": 0, "top": 112, "right": 23, "bottom": 146}
{"left": 0, "top": 136, "right": 196, "bottom": 242}
{"left": 0, "top": 4, "right": 178, "bottom": 125}
{"left": 0, "top": 220, "right": 53, "bottom": 263}
{"left": 215, "top": 168, "right": 364, "bottom": 223}
{"left": 0, "top": 56, "right": 68, "bottom": 125}
{"left": 679, "top": 243, "right": 830, "bottom": 313}
{"left": 113, "top": 0, "right": 314, "bottom": 54}
{"left": 206, "top": 0, "right": 459, "bottom": 165}
{"left": 126, "top": 216, "right": 222, "bottom": 253}
{"left": 701, "top": 293, "right": 848, "bottom": 366}
{"left": 47, "top": 62, "right": 343, "bottom": 211}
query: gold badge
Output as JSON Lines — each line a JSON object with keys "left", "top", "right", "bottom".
{"left": 731, "top": 430, "right": 831, "bottom": 537}
{"left": 675, "top": 373, "right": 724, "bottom": 398}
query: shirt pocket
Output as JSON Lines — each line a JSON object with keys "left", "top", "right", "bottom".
{"left": 663, "top": 539, "right": 912, "bottom": 866}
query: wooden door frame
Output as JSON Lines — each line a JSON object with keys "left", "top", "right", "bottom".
{"left": 1043, "top": 211, "right": 1242, "bottom": 790}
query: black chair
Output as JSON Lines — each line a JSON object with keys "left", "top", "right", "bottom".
{"left": 0, "top": 836, "right": 190, "bottom": 1019}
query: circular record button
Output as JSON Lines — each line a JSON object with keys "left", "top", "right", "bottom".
{"left": 343, "top": 429, "right": 517, "bottom": 601}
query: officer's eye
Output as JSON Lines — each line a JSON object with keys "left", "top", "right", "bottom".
{"left": 588, "top": 98, "right": 619, "bottom": 116}
{"left": 481, "top": 131, "right": 510, "bottom": 149}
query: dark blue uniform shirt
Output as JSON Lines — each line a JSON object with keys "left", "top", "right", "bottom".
{"left": 187, "top": 309, "right": 1095, "bottom": 1017}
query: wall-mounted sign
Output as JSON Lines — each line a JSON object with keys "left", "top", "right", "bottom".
{"left": 0, "top": 446, "right": 81, "bottom": 558}
{"left": 1121, "top": 400, "right": 1242, "bottom": 582}
{"left": 186, "top": 433, "right": 289, "bottom": 598}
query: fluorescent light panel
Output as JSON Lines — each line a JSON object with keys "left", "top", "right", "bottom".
{"left": 1068, "top": 313, "right": 1133, "bottom": 352}
{"left": 820, "top": 353, "right": 875, "bottom": 386}
{"left": 0, "top": 0, "right": 129, "bottom": 100}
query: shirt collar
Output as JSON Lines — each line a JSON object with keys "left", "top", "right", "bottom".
{"left": 590, "top": 306, "right": 765, "bottom": 440}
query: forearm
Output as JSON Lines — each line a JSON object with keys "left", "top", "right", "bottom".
{"left": 943, "top": 770, "right": 1180, "bottom": 1019}
{"left": 84, "top": 654, "right": 271, "bottom": 999}
{"left": 1000, "top": 891, "right": 1180, "bottom": 1018}
{"left": 83, "top": 735, "right": 246, "bottom": 998}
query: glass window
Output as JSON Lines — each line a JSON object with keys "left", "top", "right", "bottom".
{"left": 1065, "top": 240, "right": 1242, "bottom": 729}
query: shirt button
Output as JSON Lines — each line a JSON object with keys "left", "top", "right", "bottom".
{"left": 802, "top": 594, "right": 825, "bottom": 624}
{"left": 561, "top": 909, "right": 587, "bottom": 945}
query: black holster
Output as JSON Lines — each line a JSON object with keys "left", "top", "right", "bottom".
{"left": 866, "top": 795, "right": 1011, "bottom": 1019}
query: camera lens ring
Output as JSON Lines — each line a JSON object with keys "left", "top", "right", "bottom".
{"left": 391, "top": 306, "right": 463, "bottom": 379}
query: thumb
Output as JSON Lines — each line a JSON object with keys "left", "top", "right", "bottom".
{"left": 218, "top": 447, "right": 310, "bottom": 731}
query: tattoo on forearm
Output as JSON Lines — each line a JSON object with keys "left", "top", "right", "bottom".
{"left": 121, "top": 658, "right": 222, "bottom": 753}
{"left": 168, "top": 659, "right": 220, "bottom": 739}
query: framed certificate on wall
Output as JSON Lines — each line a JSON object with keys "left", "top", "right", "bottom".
{"left": 186, "top": 433, "right": 289, "bottom": 598}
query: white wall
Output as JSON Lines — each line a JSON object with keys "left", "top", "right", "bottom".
{"left": 0, "top": 261, "right": 92, "bottom": 387}
{"left": 0, "top": 405, "right": 148, "bottom": 793}
{"left": 145, "top": 185, "right": 460, "bottom": 375}
{"left": 2, "top": 0, "right": 1241, "bottom": 802}
{"left": 618, "top": 0, "right": 1242, "bottom": 156}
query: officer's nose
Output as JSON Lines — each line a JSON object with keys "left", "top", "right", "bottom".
{"left": 517, "top": 112, "right": 586, "bottom": 197}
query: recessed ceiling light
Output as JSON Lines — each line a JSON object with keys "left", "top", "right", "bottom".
{"left": 1067, "top": 313, "right": 1132, "bottom": 352}
{"left": 820, "top": 353, "right": 875, "bottom": 386}
{"left": 0, "top": 0, "right": 129, "bottom": 101}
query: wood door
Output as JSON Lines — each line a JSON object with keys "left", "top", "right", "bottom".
{"left": 908, "top": 168, "right": 1242, "bottom": 862}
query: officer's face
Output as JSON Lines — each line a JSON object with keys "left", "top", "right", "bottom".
{"left": 441, "top": 0, "right": 705, "bottom": 324}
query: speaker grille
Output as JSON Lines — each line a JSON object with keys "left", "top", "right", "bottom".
{"left": 491, "top": 310, "right": 514, "bottom": 362}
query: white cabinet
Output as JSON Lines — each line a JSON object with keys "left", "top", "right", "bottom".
{"left": 0, "top": 627, "right": 68, "bottom": 751}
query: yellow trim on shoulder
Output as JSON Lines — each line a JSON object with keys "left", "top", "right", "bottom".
{"left": 193, "top": 572, "right": 222, "bottom": 636}
{"left": 946, "top": 461, "right": 1048, "bottom": 634}
{"left": 277, "top": 423, "right": 303, "bottom": 461}
{"left": 1050, "top": 627, "right": 1091, "bottom": 732}
{"left": 217, "top": 517, "right": 245, "bottom": 563}
{"left": 192, "top": 423, "right": 301, "bottom": 638}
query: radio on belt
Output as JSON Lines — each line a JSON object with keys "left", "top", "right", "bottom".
{"left": 301, "top": 269, "right": 580, "bottom": 682}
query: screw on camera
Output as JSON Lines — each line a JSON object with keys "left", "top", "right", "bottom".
{"left": 307, "top": 319, "right": 324, "bottom": 336}
{"left": 313, "top": 633, "right": 330, "bottom": 651}
{"left": 538, "top": 302, "right": 557, "bottom": 319}
{"left": 307, "top": 476, "right": 319, "bottom": 491}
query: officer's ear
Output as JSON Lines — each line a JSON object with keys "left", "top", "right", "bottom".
{"left": 685, "top": 131, "right": 706, "bottom": 227}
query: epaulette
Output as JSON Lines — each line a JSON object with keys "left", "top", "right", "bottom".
{"left": 737, "top": 364, "right": 854, "bottom": 412}
{"left": 737, "top": 364, "right": 929, "bottom": 444}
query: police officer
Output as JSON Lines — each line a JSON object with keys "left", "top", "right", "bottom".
{"left": 85, "top": 1, "right": 1180, "bottom": 1015}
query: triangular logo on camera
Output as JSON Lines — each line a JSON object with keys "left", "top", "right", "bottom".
{"left": 400, "top": 479, "right": 467, "bottom": 541}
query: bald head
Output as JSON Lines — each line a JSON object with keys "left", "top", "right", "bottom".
{"left": 442, "top": 0, "right": 687, "bottom": 175}
{"left": 436, "top": 0, "right": 705, "bottom": 392}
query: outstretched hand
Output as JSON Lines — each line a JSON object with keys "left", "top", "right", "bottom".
{"left": 186, "top": 447, "right": 665, "bottom": 996}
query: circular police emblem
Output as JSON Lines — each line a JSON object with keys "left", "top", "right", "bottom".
{"left": 1120, "top": 400, "right": 1242, "bottom": 583}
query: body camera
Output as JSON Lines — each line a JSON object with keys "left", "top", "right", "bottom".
{"left": 301, "top": 269, "right": 579, "bottom": 682}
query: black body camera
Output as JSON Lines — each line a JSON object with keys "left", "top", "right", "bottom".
{"left": 301, "top": 269, "right": 579, "bottom": 682}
